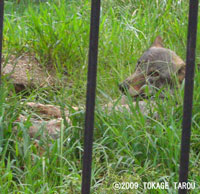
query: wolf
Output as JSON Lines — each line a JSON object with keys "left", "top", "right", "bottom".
{"left": 119, "top": 36, "right": 185, "bottom": 99}
{"left": 15, "top": 37, "right": 186, "bottom": 139}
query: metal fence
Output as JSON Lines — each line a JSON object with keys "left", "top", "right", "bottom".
{"left": 0, "top": 1, "right": 199, "bottom": 194}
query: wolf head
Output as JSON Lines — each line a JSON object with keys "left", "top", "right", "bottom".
{"left": 119, "top": 36, "right": 185, "bottom": 98}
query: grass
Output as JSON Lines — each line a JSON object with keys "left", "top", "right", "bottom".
{"left": 1, "top": 0, "right": 200, "bottom": 193}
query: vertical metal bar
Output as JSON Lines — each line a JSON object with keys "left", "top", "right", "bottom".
{"left": 81, "top": 1, "right": 101, "bottom": 194}
{"left": 0, "top": 0, "right": 4, "bottom": 85}
{"left": 179, "top": 0, "right": 199, "bottom": 194}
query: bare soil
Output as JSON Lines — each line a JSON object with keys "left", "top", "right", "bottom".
{"left": 2, "top": 55, "right": 57, "bottom": 92}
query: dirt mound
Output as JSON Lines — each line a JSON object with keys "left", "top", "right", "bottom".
{"left": 2, "top": 55, "right": 57, "bottom": 92}
{"left": 14, "top": 102, "right": 75, "bottom": 139}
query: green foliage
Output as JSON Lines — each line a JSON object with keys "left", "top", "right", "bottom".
{"left": 1, "top": 0, "right": 200, "bottom": 193}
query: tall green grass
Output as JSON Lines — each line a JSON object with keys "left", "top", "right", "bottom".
{"left": 1, "top": 0, "right": 200, "bottom": 193}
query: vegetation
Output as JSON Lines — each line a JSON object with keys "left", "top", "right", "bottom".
{"left": 1, "top": 0, "right": 200, "bottom": 193}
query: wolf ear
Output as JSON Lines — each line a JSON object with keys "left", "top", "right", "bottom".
{"left": 151, "top": 36, "right": 163, "bottom": 48}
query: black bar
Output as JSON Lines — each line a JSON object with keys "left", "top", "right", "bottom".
{"left": 0, "top": 0, "right": 4, "bottom": 85}
{"left": 178, "top": 0, "right": 199, "bottom": 194}
{"left": 81, "top": 1, "right": 101, "bottom": 194}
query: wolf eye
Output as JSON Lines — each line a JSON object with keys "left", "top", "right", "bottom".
{"left": 136, "top": 60, "right": 141, "bottom": 68}
{"left": 148, "top": 71, "right": 160, "bottom": 77}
